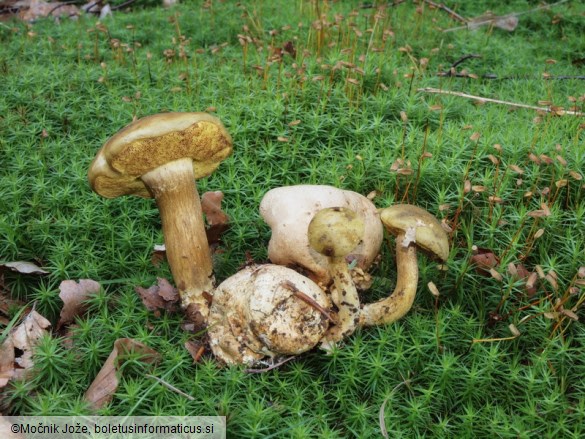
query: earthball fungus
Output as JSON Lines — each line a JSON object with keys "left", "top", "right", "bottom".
{"left": 260, "top": 185, "right": 383, "bottom": 286}
{"left": 359, "top": 204, "right": 449, "bottom": 327}
{"left": 88, "top": 112, "right": 232, "bottom": 325}
{"left": 207, "top": 264, "right": 332, "bottom": 365}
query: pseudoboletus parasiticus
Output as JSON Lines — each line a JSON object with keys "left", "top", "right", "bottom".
{"left": 359, "top": 204, "right": 449, "bottom": 327}
{"left": 88, "top": 112, "right": 232, "bottom": 326}
{"left": 308, "top": 207, "right": 363, "bottom": 346}
{"left": 260, "top": 185, "right": 383, "bottom": 287}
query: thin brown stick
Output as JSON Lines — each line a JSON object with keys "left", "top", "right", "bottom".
{"left": 145, "top": 374, "right": 195, "bottom": 401}
{"left": 418, "top": 88, "right": 585, "bottom": 116}
{"left": 443, "top": 0, "right": 569, "bottom": 33}
{"left": 422, "top": 0, "right": 466, "bottom": 23}
{"left": 281, "top": 280, "right": 337, "bottom": 324}
{"left": 244, "top": 356, "right": 296, "bottom": 374}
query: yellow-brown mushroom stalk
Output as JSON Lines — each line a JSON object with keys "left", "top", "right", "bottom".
{"left": 308, "top": 207, "right": 364, "bottom": 345}
{"left": 88, "top": 112, "right": 232, "bottom": 326}
{"left": 360, "top": 204, "right": 449, "bottom": 327}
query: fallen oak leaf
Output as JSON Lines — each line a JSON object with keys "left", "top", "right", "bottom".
{"left": 19, "top": 0, "right": 79, "bottom": 21}
{"left": 57, "top": 279, "right": 101, "bottom": 329}
{"left": 0, "top": 261, "right": 48, "bottom": 275}
{"left": 184, "top": 340, "right": 205, "bottom": 363}
{"left": 0, "top": 310, "right": 51, "bottom": 388}
{"left": 135, "top": 278, "right": 179, "bottom": 316}
{"left": 201, "top": 191, "right": 230, "bottom": 246}
{"left": 0, "top": 339, "right": 15, "bottom": 388}
{"left": 84, "top": 338, "right": 160, "bottom": 411}
{"left": 201, "top": 191, "right": 229, "bottom": 226}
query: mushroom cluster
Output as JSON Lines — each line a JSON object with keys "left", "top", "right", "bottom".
{"left": 89, "top": 113, "right": 449, "bottom": 366}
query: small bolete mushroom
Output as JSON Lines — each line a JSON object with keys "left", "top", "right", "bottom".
{"left": 308, "top": 207, "right": 363, "bottom": 344}
{"left": 208, "top": 264, "right": 331, "bottom": 365}
{"left": 260, "top": 185, "right": 383, "bottom": 286}
{"left": 88, "top": 112, "right": 232, "bottom": 325}
{"left": 360, "top": 204, "right": 449, "bottom": 327}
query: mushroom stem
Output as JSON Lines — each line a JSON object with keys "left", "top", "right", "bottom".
{"left": 141, "top": 157, "right": 213, "bottom": 322}
{"left": 324, "top": 258, "right": 360, "bottom": 342}
{"left": 359, "top": 232, "right": 419, "bottom": 327}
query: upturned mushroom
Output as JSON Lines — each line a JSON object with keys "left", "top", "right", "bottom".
{"left": 207, "top": 264, "right": 332, "bottom": 365}
{"left": 260, "top": 185, "right": 383, "bottom": 286}
{"left": 88, "top": 112, "right": 232, "bottom": 326}
{"left": 308, "top": 207, "right": 363, "bottom": 345}
{"left": 359, "top": 204, "right": 449, "bottom": 327}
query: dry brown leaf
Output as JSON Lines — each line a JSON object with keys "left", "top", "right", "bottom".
{"left": 151, "top": 244, "right": 166, "bottom": 267}
{"left": 84, "top": 338, "right": 160, "bottom": 411}
{"left": 201, "top": 191, "right": 230, "bottom": 246}
{"left": 19, "top": 0, "right": 79, "bottom": 21}
{"left": 0, "top": 339, "right": 15, "bottom": 388}
{"left": 0, "top": 310, "right": 51, "bottom": 388}
{"left": 184, "top": 340, "right": 205, "bottom": 363}
{"left": 471, "top": 250, "right": 499, "bottom": 275}
{"left": 135, "top": 278, "right": 179, "bottom": 316}
{"left": 57, "top": 279, "right": 100, "bottom": 329}
{"left": 1, "top": 261, "right": 48, "bottom": 275}
{"left": 201, "top": 191, "right": 229, "bottom": 226}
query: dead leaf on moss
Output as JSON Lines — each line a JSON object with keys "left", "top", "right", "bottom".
{"left": 0, "top": 310, "right": 51, "bottom": 388}
{"left": 470, "top": 249, "right": 499, "bottom": 275}
{"left": 184, "top": 340, "right": 205, "bottom": 363}
{"left": 1, "top": 261, "right": 48, "bottom": 275}
{"left": 18, "top": 0, "right": 79, "bottom": 21}
{"left": 135, "top": 278, "right": 179, "bottom": 316}
{"left": 150, "top": 244, "right": 166, "bottom": 267}
{"left": 201, "top": 191, "right": 230, "bottom": 246}
{"left": 57, "top": 279, "right": 100, "bottom": 329}
{"left": 84, "top": 338, "right": 160, "bottom": 411}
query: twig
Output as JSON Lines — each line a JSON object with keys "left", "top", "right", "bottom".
{"left": 281, "top": 280, "right": 337, "bottom": 324}
{"left": 361, "top": 0, "right": 406, "bottom": 9}
{"left": 438, "top": 72, "right": 585, "bottom": 81}
{"left": 418, "top": 87, "right": 585, "bottom": 116}
{"left": 472, "top": 335, "right": 519, "bottom": 343}
{"left": 443, "top": 0, "right": 569, "bottom": 33}
{"left": 438, "top": 54, "right": 585, "bottom": 80}
{"left": 145, "top": 374, "right": 195, "bottom": 401}
{"left": 82, "top": 0, "right": 104, "bottom": 14}
{"left": 422, "top": 0, "right": 466, "bottom": 23}
{"left": 379, "top": 379, "right": 412, "bottom": 439}
{"left": 244, "top": 356, "right": 296, "bottom": 374}
{"left": 111, "top": 0, "right": 136, "bottom": 10}
{"left": 450, "top": 54, "right": 482, "bottom": 69}
{"left": 46, "top": 0, "right": 79, "bottom": 17}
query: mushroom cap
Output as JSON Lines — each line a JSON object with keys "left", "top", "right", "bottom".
{"left": 260, "top": 185, "right": 383, "bottom": 285}
{"left": 308, "top": 207, "right": 364, "bottom": 258}
{"left": 380, "top": 204, "right": 449, "bottom": 261}
{"left": 208, "top": 265, "right": 331, "bottom": 365}
{"left": 88, "top": 112, "right": 233, "bottom": 198}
